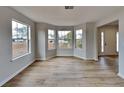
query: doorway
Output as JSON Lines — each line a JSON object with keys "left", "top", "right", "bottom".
{"left": 97, "top": 21, "right": 119, "bottom": 73}
{"left": 98, "top": 21, "right": 119, "bottom": 56}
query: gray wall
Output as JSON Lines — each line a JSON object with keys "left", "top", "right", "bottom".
{"left": 36, "top": 23, "right": 47, "bottom": 60}
{"left": 86, "top": 23, "right": 97, "bottom": 60}
{"left": 36, "top": 23, "right": 56, "bottom": 60}
{"left": 119, "top": 12, "right": 124, "bottom": 78}
{"left": 0, "top": 7, "right": 35, "bottom": 86}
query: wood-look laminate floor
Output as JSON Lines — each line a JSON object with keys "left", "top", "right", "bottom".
{"left": 3, "top": 56, "right": 124, "bottom": 87}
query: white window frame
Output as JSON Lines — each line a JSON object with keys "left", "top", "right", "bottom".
{"left": 75, "top": 29, "right": 83, "bottom": 49}
{"left": 48, "top": 29, "right": 56, "bottom": 50}
{"left": 12, "top": 19, "right": 31, "bottom": 60}
{"left": 58, "top": 30, "right": 72, "bottom": 49}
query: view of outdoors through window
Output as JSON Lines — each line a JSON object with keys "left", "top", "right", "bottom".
{"left": 116, "top": 32, "right": 119, "bottom": 52}
{"left": 48, "top": 29, "right": 55, "bottom": 49}
{"left": 75, "top": 29, "right": 83, "bottom": 48}
{"left": 101, "top": 32, "right": 104, "bottom": 52}
{"left": 12, "top": 20, "right": 30, "bottom": 58}
{"left": 58, "top": 31, "right": 72, "bottom": 48}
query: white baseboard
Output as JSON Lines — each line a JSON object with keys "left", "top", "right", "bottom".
{"left": 46, "top": 55, "right": 56, "bottom": 60}
{"left": 118, "top": 73, "right": 124, "bottom": 79}
{"left": 0, "top": 60, "right": 35, "bottom": 86}
{"left": 74, "top": 55, "right": 84, "bottom": 60}
{"left": 35, "top": 55, "right": 56, "bottom": 61}
{"left": 36, "top": 56, "right": 98, "bottom": 61}
{"left": 35, "top": 57, "right": 46, "bottom": 61}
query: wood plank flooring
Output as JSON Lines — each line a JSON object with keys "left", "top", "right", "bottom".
{"left": 3, "top": 56, "right": 124, "bottom": 87}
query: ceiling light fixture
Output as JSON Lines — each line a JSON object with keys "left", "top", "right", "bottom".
{"left": 65, "top": 6, "right": 74, "bottom": 9}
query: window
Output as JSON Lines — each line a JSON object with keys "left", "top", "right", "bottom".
{"left": 101, "top": 32, "right": 104, "bottom": 52}
{"left": 116, "top": 32, "right": 119, "bottom": 52}
{"left": 12, "top": 20, "right": 31, "bottom": 59}
{"left": 58, "top": 31, "right": 72, "bottom": 48}
{"left": 48, "top": 29, "right": 56, "bottom": 49}
{"left": 75, "top": 29, "right": 83, "bottom": 48}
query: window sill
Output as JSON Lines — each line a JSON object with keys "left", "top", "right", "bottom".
{"left": 11, "top": 52, "right": 31, "bottom": 62}
{"left": 57, "top": 48, "right": 73, "bottom": 49}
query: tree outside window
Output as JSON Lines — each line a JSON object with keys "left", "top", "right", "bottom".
{"left": 12, "top": 20, "right": 31, "bottom": 59}
{"left": 58, "top": 31, "right": 72, "bottom": 49}
{"left": 75, "top": 29, "right": 83, "bottom": 48}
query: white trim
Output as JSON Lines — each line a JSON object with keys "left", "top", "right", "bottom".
{"left": 12, "top": 18, "right": 30, "bottom": 27}
{"left": 74, "top": 55, "right": 84, "bottom": 60}
{"left": 12, "top": 53, "right": 31, "bottom": 61}
{"left": 118, "top": 73, "right": 124, "bottom": 79}
{"left": 35, "top": 55, "right": 56, "bottom": 61}
{"left": 46, "top": 55, "right": 56, "bottom": 60}
{"left": 0, "top": 60, "right": 35, "bottom": 86}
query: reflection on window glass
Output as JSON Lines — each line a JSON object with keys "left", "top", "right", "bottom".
{"left": 12, "top": 20, "right": 31, "bottom": 59}
{"left": 75, "top": 29, "right": 83, "bottom": 48}
{"left": 48, "top": 29, "right": 55, "bottom": 49}
{"left": 58, "top": 31, "right": 72, "bottom": 48}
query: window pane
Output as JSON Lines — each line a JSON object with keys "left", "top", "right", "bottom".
{"left": 58, "top": 31, "right": 72, "bottom": 48}
{"left": 48, "top": 29, "right": 55, "bottom": 39}
{"left": 75, "top": 29, "right": 83, "bottom": 48}
{"left": 48, "top": 29, "right": 55, "bottom": 49}
{"left": 76, "top": 29, "right": 82, "bottom": 39}
{"left": 48, "top": 39, "right": 55, "bottom": 49}
{"left": 58, "top": 39, "right": 72, "bottom": 48}
{"left": 12, "top": 20, "right": 30, "bottom": 58}
{"left": 101, "top": 32, "right": 104, "bottom": 52}
{"left": 76, "top": 39, "right": 82, "bottom": 48}
{"left": 116, "top": 32, "right": 119, "bottom": 52}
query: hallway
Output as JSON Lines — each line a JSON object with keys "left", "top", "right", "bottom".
{"left": 3, "top": 56, "right": 124, "bottom": 87}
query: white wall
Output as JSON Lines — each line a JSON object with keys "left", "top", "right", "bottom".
{"left": 0, "top": 7, "right": 35, "bottom": 86}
